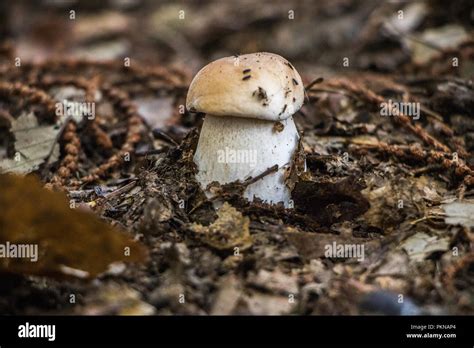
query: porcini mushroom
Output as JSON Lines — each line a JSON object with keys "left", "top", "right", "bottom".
{"left": 186, "top": 52, "right": 305, "bottom": 207}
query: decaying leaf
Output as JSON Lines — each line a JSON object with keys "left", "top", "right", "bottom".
{"left": 1, "top": 0, "right": 473, "bottom": 316}
{"left": 400, "top": 232, "right": 450, "bottom": 262}
{"left": 443, "top": 201, "right": 474, "bottom": 228}
{"left": 210, "top": 274, "right": 242, "bottom": 315}
{"left": 247, "top": 268, "right": 298, "bottom": 295}
{"left": 72, "top": 12, "right": 130, "bottom": 43}
{"left": 373, "top": 251, "right": 410, "bottom": 277}
{"left": 405, "top": 25, "right": 469, "bottom": 64}
{"left": 0, "top": 174, "right": 148, "bottom": 279}
{"left": 362, "top": 175, "right": 444, "bottom": 231}
{"left": 78, "top": 283, "right": 155, "bottom": 315}
{"left": 134, "top": 96, "right": 174, "bottom": 129}
{"left": 292, "top": 176, "right": 370, "bottom": 226}
{"left": 0, "top": 112, "right": 60, "bottom": 174}
{"left": 285, "top": 138, "right": 311, "bottom": 191}
{"left": 0, "top": 86, "right": 92, "bottom": 175}
{"left": 236, "top": 290, "right": 296, "bottom": 315}
{"left": 141, "top": 195, "right": 174, "bottom": 224}
{"left": 285, "top": 230, "right": 377, "bottom": 262}
{"left": 386, "top": 2, "right": 427, "bottom": 35}
{"left": 189, "top": 202, "right": 252, "bottom": 250}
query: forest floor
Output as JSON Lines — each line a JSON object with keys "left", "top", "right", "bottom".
{"left": 0, "top": 0, "right": 473, "bottom": 315}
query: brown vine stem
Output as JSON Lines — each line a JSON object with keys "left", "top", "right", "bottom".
{"left": 322, "top": 78, "right": 451, "bottom": 153}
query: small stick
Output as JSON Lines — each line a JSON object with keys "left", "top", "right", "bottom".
{"left": 304, "top": 77, "right": 324, "bottom": 91}
{"left": 153, "top": 129, "right": 179, "bottom": 146}
{"left": 188, "top": 165, "right": 279, "bottom": 214}
{"left": 243, "top": 164, "right": 279, "bottom": 187}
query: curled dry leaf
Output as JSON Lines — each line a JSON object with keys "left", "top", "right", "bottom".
{"left": 0, "top": 112, "right": 60, "bottom": 174}
{"left": 443, "top": 201, "right": 474, "bottom": 228}
{"left": 134, "top": 96, "right": 175, "bottom": 129}
{"left": 362, "top": 175, "right": 444, "bottom": 231}
{"left": 400, "top": 232, "right": 450, "bottom": 262}
{"left": 189, "top": 202, "right": 252, "bottom": 251}
{"left": 0, "top": 174, "right": 148, "bottom": 279}
{"left": 285, "top": 137, "right": 310, "bottom": 192}
{"left": 0, "top": 86, "right": 95, "bottom": 175}
{"left": 405, "top": 25, "right": 469, "bottom": 64}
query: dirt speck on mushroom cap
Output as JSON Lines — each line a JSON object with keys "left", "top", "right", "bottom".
{"left": 186, "top": 52, "right": 304, "bottom": 121}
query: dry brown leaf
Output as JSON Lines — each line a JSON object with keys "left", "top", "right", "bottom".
{"left": 0, "top": 112, "right": 60, "bottom": 174}
{"left": 0, "top": 174, "right": 148, "bottom": 279}
{"left": 189, "top": 202, "right": 252, "bottom": 250}
{"left": 400, "top": 232, "right": 450, "bottom": 262}
{"left": 443, "top": 201, "right": 474, "bottom": 228}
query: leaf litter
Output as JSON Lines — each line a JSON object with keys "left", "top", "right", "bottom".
{"left": 0, "top": 0, "right": 473, "bottom": 316}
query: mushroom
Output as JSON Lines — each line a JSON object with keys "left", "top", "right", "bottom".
{"left": 186, "top": 52, "right": 305, "bottom": 207}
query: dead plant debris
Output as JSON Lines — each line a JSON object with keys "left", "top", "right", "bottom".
{"left": 0, "top": 0, "right": 472, "bottom": 316}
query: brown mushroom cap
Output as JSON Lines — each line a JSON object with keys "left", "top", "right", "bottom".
{"left": 186, "top": 52, "right": 305, "bottom": 121}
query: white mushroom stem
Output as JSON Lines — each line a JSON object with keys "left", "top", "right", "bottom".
{"left": 194, "top": 114, "right": 299, "bottom": 207}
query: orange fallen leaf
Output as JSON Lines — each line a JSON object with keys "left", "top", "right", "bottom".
{"left": 0, "top": 174, "right": 148, "bottom": 279}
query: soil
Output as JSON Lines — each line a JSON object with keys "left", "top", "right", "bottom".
{"left": 0, "top": 0, "right": 473, "bottom": 315}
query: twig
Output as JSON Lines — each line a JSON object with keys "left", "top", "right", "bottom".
{"left": 305, "top": 77, "right": 324, "bottom": 91}
{"left": 351, "top": 140, "right": 474, "bottom": 185}
{"left": 188, "top": 165, "right": 279, "bottom": 214}
{"left": 153, "top": 129, "right": 179, "bottom": 146}
{"left": 323, "top": 78, "right": 451, "bottom": 153}
{"left": 243, "top": 164, "right": 279, "bottom": 187}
